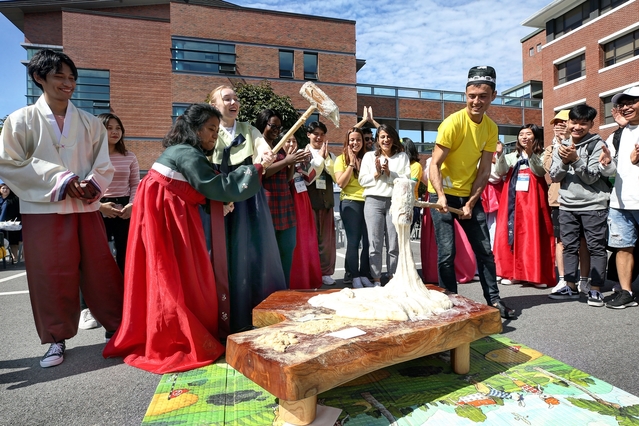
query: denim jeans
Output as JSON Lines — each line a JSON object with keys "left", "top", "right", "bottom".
{"left": 340, "top": 199, "right": 370, "bottom": 278}
{"left": 429, "top": 193, "right": 501, "bottom": 305}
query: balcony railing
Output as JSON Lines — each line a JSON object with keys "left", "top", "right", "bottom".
{"left": 357, "top": 84, "right": 542, "bottom": 108}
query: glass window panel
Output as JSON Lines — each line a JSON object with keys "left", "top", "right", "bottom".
{"left": 76, "top": 77, "right": 109, "bottom": 86}
{"left": 304, "top": 112, "right": 319, "bottom": 127}
{"left": 73, "top": 85, "right": 110, "bottom": 94}
{"left": 398, "top": 89, "right": 419, "bottom": 98}
{"left": 421, "top": 91, "right": 440, "bottom": 100}
{"left": 602, "top": 95, "right": 614, "bottom": 124}
{"left": 373, "top": 87, "right": 395, "bottom": 96}
{"left": 564, "top": 7, "right": 582, "bottom": 29}
{"left": 78, "top": 69, "right": 109, "bottom": 78}
{"left": 304, "top": 53, "right": 317, "bottom": 72}
{"left": 356, "top": 86, "right": 372, "bottom": 94}
{"left": 171, "top": 38, "right": 236, "bottom": 75}
{"left": 616, "top": 40, "right": 633, "bottom": 60}
{"left": 219, "top": 54, "right": 235, "bottom": 63}
{"left": 442, "top": 92, "right": 463, "bottom": 102}
{"left": 280, "top": 51, "right": 294, "bottom": 78}
{"left": 219, "top": 44, "right": 235, "bottom": 53}
{"left": 303, "top": 52, "right": 318, "bottom": 80}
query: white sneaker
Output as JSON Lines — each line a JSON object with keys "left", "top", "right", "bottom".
{"left": 578, "top": 278, "right": 591, "bottom": 294}
{"left": 360, "top": 277, "right": 375, "bottom": 288}
{"left": 79, "top": 308, "right": 100, "bottom": 330}
{"left": 533, "top": 283, "right": 548, "bottom": 289}
{"left": 40, "top": 341, "right": 65, "bottom": 368}
{"left": 322, "top": 275, "right": 336, "bottom": 286}
{"left": 352, "top": 277, "right": 363, "bottom": 288}
{"left": 500, "top": 279, "right": 521, "bottom": 285}
{"left": 551, "top": 279, "right": 567, "bottom": 294}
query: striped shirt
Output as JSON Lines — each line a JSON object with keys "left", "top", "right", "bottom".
{"left": 103, "top": 151, "right": 140, "bottom": 202}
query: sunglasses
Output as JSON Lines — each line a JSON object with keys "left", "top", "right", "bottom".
{"left": 267, "top": 123, "right": 283, "bottom": 131}
{"left": 615, "top": 98, "right": 639, "bottom": 109}
{"left": 364, "top": 137, "right": 373, "bottom": 142}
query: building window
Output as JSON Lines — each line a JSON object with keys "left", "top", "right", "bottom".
{"left": 600, "top": 0, "right": 629, "bottom": 14}
{"left": 27, "top": 68, "right": 110, "bottom": 116}
{"left": 552, "top": 2, "right": 589, "bottom": 39}
{"left": 602, "top": 95, "right": 615, "bottom": 124}
{"left": 305, "top": 112, "right": 319, "bottom": 127}
{"left": 279, "top": 50, "right": 294, "bottom": 78}
{"left": 172, "top": 104, "right": 189, "bottom": 122}
{"left": 556, "top": 54, "right": 585, "bottom": 85}
{"left": 171, "top": 37, "right": 236, "bottom": 75}
{"left": 529, "top": 47, "right": 534, "bottom": 57}
{"left": 536, "top": 43, "right": 542, "bottom": 52}
{"left": 303, "top": 52, "right": 318, "bottom": 80}
{"left": 603, "top": 29, "right": 639, "bottom": 67}
{"left": 547, "top": 0, "right": 629, "bottom": 41}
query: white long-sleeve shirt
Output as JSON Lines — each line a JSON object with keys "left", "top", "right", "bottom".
{"left": 358, "top": 151, "right": 411, "bottom": 198}
{"left": 0, "top": 95, "right": 113, "bottom": 214}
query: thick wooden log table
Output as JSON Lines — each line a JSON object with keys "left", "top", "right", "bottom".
{"left": 225, "top": 286, "right": 502, "bottom": 425}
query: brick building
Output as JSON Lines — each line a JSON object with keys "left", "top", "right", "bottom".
{"left": 1, "top": 0, "right": 541, "bottom": 169}
{"left": 521, "top": 0, "right": 639, "bottom": 143}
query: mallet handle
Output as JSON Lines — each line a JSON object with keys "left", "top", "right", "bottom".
{"left": 272, "top": 105, "right": 316, "bottom": 154}
{"left": 415, "top": 201, "right": 465, "bottom": 216}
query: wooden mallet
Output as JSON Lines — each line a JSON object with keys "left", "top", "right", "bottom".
{"left": 271, "top": 81, "right": 340, "bottom": 153}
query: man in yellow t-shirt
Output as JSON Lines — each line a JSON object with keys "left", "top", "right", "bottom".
{"left": 428, "top": 65, "right": 515, "bottom": 319}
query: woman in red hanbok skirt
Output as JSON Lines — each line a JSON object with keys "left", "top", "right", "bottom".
{"left": 493, "top": 124, "right": 555, "bottom": 288}
{"left": 285, "top": 135, "right": 323, "bottom": 289}
{"left": 103, "top": 104, "right": 273, "bottom": 374}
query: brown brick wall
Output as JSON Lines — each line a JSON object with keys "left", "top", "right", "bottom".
{"left": 61, "top": 10, "right": 172, "bottom": 148}
{"left": 24, "top": 12, "right": 62, "bottom": 45}
{"left": 95, "top": 4, "right": 170, "bottom": 19}
{"left": 522, "top": 30, "right": 545, "bottom": 82}
{"left": 170, "top": 3, "right": 355, "bottom": 54}
{"left": 357, "top": 96, "right": 397, "bottom": 119}
{"left": 399, "top": 99, "right": 442, "bottom": 121}
{"left": 126, "top": 140, "right": 164, "bottom": 171}
{"left": 535, "top": 1, "right": 639, "bottom": 142}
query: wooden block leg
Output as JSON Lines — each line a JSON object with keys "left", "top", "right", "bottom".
{"left": 451, "top": 342, "right": 470, "bottom": 374}
{"left": 279, "top": 395, "right": 317, "bottom": 425}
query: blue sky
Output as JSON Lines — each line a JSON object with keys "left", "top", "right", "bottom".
{"left": 0, "top": 0, "right": 550, "bottom": 119}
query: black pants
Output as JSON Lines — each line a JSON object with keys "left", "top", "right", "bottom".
{"left": 559, "top": 209, "right": 608, "bottom": 286}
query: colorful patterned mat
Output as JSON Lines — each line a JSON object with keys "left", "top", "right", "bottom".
{"left": 142, "top": 335, "right": 639, "bottom": 425}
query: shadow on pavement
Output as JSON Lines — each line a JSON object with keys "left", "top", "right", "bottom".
{"left": 0, "top": 343, "right": 124, "bottom": 390}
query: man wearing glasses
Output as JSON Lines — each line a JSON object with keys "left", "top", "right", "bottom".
{"left": 606, "top": 86, "right": 639, "bottom": 309}
{"left": 363, "top": 128, "right": 374, "bottom": 152}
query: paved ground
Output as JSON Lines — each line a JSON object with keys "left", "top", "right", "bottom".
{"left": 1, "top": 240, "right": 639, "bottom": 425}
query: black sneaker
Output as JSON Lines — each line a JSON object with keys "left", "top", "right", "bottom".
{"left": 605, "top": 290, "right": 638, "bottom": 309}
{"left": 492, "top": 301, "right": 516, "bottom": 319}
{"left": 587, "top": 290, "right": 604, "bottom": 307}
{"left": 343, "top": 272, "right": 352, "bottom": 284}
{"left": 105, "top": 331, "right": 115, "bottom": 343}
{"left": 548, "top": 285, "right": 580, "bottom": 300}
{"left": 40, "top": 341, "right": 65, "bottom": 368}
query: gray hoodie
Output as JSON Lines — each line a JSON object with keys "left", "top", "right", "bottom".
{"left": 549, "top": 133, "right": 616, "bottom": 211}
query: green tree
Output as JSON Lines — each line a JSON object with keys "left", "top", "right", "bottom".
{"left": 207, "top": 80, "right": 309, "bottom": 148}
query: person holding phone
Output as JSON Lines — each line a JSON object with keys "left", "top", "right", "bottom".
{"left": 359, "top": 124, "right": 410, "bottom": 286}
{"left": 549, "top": 105, "right": 615, "bottom": 307}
